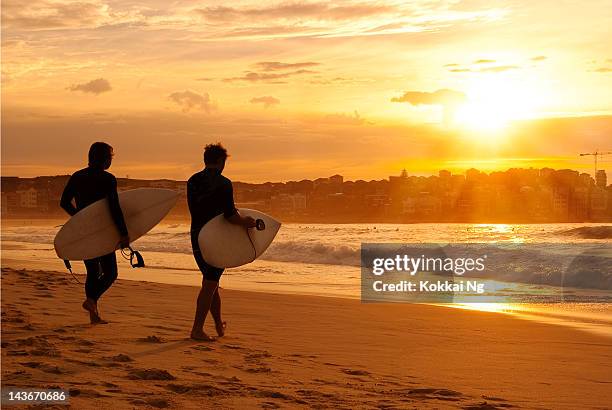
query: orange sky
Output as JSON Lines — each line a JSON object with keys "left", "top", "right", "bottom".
{"left": 2, "top": 0, "right": 612, "bottom": 182}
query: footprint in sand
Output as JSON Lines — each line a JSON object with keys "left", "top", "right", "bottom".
{"left": 127, "top": 368, "right": 176, "bottom": 381}
{"left": 190, "top": 345, "right": 214, "bottom": 352}
{"left": 244, "top": 351, "right": 272, "bottom": 362}
{"left": 105, "top": 353, "right": 134, "bottom": 363}
{"left": 222, "top": 344, "right": 243, "bottom": 350}
{"left": 137, "top": 335, "right": 165, "bottom": 343}
{"left": 403, "top": 388, "right": 464, "bottom": 402}
{"left": 129, "top": 398, "right": 170, "bottom": 408}
{"left": 463, "top": 402, "right": 511, "bottom": 410}
{"left": 288, "top": 353, "right": 317, "bottom": 359}
{"left": 242, "top": 365, "right": 273, "bottom": 374}
{"left": 7, "top": 350, "right": 29, "bottom": 356}
{"left": 14, "top": 336, "right": 61, "bottom": 357}
{"left": 165, "top": 383, "right": 226, "bottom": 396}
{"left": 341, "top": 368, "right": 371, "bottom": 376}
{"left": 65, "top": 358, "right": 101, "bottom": 367}
{"left": 19, "top": 361, "right": 64, "bottom": 374}
{"left": 254, "top": 389, "right": 306, "bottom": 405}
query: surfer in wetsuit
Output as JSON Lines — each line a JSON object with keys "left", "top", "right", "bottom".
{"left": 187, "top": 143, "right": 256, "bottom": 341}
{"left": 60, "top": 142, "right": 129, "bottom": 324}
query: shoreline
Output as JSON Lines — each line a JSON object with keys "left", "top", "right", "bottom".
{"left": 3, "top": 253, "right": 612, "bottom": 339}
{"left": 2, "top": 266, "right": 611, "bottom": 409}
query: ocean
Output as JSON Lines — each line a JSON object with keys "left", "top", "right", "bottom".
{"left": 2, "top": 221, "right": 611, "bottom": 336}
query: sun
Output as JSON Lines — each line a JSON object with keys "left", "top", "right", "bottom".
{"left": 453, "top": 75, "right": 542, "bottom": 133}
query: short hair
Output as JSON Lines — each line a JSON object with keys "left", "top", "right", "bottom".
{"left": 203, "top": 143, "right": 228, "bottom": 165}
{"left": 88, "top": 142, "right": 113, "bottom": 168}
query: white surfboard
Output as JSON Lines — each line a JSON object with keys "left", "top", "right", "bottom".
{"left": 198, "top": 209, "right": 281, "bottom": 268}
{"left": 54, "top": 188, "right": 178, "bottom": 260}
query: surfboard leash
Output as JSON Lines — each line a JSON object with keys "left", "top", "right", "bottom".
{"left": 119, "top": 244, "right": 145, "bottom": 268}
{"left": 63, "top": 260, "right": 83, "bottom": 284}
{"left": 246, "top": 219, "right": 266, "bottom": 262}
{"left": 246, "top": 229, "right": 257, "bottom": 262}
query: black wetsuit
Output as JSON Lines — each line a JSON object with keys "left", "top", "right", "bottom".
{"left": 187, "top": 168, "right": 238, "bottom": 281}
{"left": 60, "top": 167, "right": 128, "bottom": 301}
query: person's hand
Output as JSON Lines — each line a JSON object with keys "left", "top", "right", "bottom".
{"left": 243, "top": 216, "right": 257, "bottom": 228}
{"left": 119, "top": 234, "right": 130, "bottom": 249}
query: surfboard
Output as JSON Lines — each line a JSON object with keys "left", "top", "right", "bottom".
{"left": 198, "top": 209, "right": 281, "bottom": 268}
{"left": 54, "top": 188, "right": 178, "bottom": 260}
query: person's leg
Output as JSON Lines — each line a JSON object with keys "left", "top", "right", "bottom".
{"left": 190, "top": 231, "right": 225, "bottom": 340}
{"left": 97, "top": 252, "right": 118, "bottom": 298}
{"left": 191, "top": 278, "right": 219, "bottom": 340}
{"left": 93, "top": 252, "right": 118, "bottom": 321}
{"left": 83, "top": 258, "right": 105, "bottom": 324}
{"left": 210, "top": 287, "right": 226, "bottom": 337}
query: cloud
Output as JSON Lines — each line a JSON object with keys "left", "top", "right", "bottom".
{"left": 478, "top": 65, "right": 520, "bottom": 73}
{"left": 321, "top": 110, "right": 368, "bottom": 125}
{"left": 67, "top": 78, "right": 112, "bottom": 95}
{"left": 2, "top": 0, "right": 124, "bottom": 30}
{"left": 223, "top": 69, "right": 316, "bottom": 83}
{"left": 250, "top": 96, "right": 280, "bottom": 108}
{"left": 593, "top": 67, "right": 612, "bottom": 73}
{"left": 254, "top": 61, "right": 320, "bottom": 71}
{"left": 474, "top": 59, "right": 495, "bottom": 64}
{"left": 168, "top": 90, "right": 214, "bottom": 113}
{"left": 392, "top": 89, "right": 466, "bottom": 125}
{"left": 391, "top": 89, "right": 466, "bottom": 106}
{"left": 531, "top": 55, "right": 547, "bottom": 62}
{"left": 196, "top": 3, "right": 396, "bottom": 22}
{"left": 195, "top": 77, "right": 214, "bottom": 81}
{"left": 447, "top": 64, "right": 520, "bottom": 73}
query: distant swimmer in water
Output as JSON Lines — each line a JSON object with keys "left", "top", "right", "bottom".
{"left": 187, "top": 143, "right": 257, "bottom": 341}
{"left": 60, "top": 142, "right": 130, "bottom": 324}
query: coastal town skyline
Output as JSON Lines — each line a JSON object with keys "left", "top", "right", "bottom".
{"left": 3, "top": 166, "right": 610, "bottom": 223}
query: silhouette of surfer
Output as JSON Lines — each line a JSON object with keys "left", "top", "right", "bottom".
{"left": 188, "top": 143, "right": 256, "bottom": 341}
{"left": 60, "top": 142, "right": 129, "bottom": 324}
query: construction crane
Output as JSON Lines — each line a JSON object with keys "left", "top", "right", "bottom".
{"left": 579, "top": 150, "right": 612, "bottom": 175}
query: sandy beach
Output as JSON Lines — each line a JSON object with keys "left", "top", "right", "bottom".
{"left": 1, "top": 266, "right": 610, "bottom": 409}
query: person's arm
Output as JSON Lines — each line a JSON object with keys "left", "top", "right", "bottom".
{"left": 107, "top": 176, "right": 130, "bottom": 247}
{"left": 187, "top": 177, "right": 198, "bottom": 215}
{"left": 223, "top": 182, "right": 256, "bottom": 228}
{"left": 59, "top": 176, "right": 78, "bottom": 216}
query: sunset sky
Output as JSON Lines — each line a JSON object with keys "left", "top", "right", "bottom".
{"left": 2, "top": 0, "right": 612, "bottom": 182}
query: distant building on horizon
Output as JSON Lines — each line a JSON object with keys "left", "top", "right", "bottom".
{"left": 595, "top": 169, "right": 607, "bottom": 188}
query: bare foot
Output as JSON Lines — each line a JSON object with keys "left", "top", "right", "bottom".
{"left": 190, "top": 330, "right": 216, "bottom": 342}
{"left": 83, "top": 299, "right": 107, "bottom": 324}
{"left": 82, "top": 299, "right": 96, "bottom": 314}
{"left": 215, "top": 321, "right": 227, "bottom": 337}
{"left": 90, "top": 313, "right": 109, "bottom": 325}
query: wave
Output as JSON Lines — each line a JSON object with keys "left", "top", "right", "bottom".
{"left": 2, "top": 225, "right": 610, "bottom": 290}
{"left": 261, "top": 241, "right": 360, "bottom": 266}
{"left": 558, "top": 226, "right": 612, "bottom": 239}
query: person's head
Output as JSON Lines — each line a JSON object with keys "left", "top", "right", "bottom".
{"left": 203, "top": 143, "right": 228, "bottom": 171}
{"left": 88, "top": 142, "right": 114, "bottom": 170}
